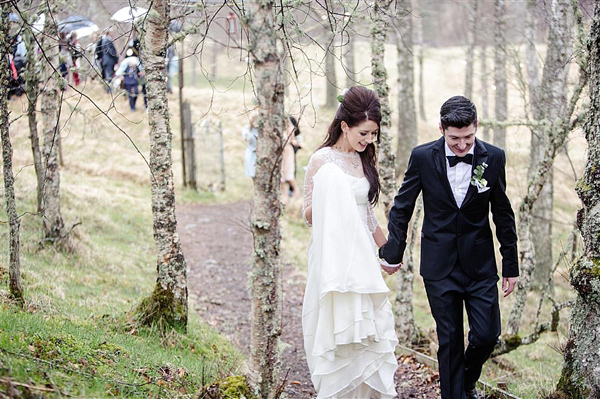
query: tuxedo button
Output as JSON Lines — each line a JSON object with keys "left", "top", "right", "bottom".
{"left": 457, "top": 232, "right": 462, "bottom": 237}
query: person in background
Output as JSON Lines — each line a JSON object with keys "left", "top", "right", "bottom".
{"left": 93, "top": 32, "right": 105, "bottom": 80}
{"left": 165, "top": 45, "right": 178, "bottom": 94}
{"left": 242, "top": 111, "right": 259, "bottom": 178}
{"left": 115, "top": 48, "right": 144, "bottom": 111}
{"left": 101, "top": 29, "right": 119, "bottom": 92}
{"left": 69, "top": 31, "right": 82, "bottom": 85}
{"left": 280, "top": 116, "right": 300, "bottom": 203}
{"left": 290, "top": 115, "right": 302, "bottom": 197}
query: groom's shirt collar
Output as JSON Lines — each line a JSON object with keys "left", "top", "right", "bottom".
{"left": 444, "top": 141, "right": 475, "bottom": 158}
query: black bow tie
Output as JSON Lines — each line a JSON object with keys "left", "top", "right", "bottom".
{"left": 447, "top": 154, "right": 473, "bottom": 167}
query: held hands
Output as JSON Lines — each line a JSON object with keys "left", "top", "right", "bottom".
{"left": 379, "top": 258, "right": 402, "bottom": 275}
{"left": 502, "top": 277, "right": 518, "bottom": 297}
{"left": 381, "top": 263, "right": 402, "bottom": 275}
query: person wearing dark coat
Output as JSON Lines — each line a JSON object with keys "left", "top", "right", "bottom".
{"left": 101, "top": 30, "right": 119, "bottom": 91}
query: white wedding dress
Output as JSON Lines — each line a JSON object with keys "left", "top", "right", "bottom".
{"left": 302, "top": 147, "right": 398, "bottom": 399}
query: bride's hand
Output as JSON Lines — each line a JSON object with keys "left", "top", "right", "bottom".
{"left": 381, "top": 263, "right": 402, "bottom": 275}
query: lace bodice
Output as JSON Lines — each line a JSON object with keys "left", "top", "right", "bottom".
{"left": 303, "top": 147, "right": 378, "bottom": 233}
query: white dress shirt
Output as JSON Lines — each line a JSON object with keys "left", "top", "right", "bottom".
{"left": 445, "top": 143, "right": 474, "bottom": 208}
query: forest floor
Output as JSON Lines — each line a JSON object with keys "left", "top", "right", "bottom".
{"left": 178, "top": 201, "right": 442, "bottom": 399}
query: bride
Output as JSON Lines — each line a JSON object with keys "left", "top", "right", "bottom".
{"left": 302, "top": 86, "right": 400, "bottom": 398}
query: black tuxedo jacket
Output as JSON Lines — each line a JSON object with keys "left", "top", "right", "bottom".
{"left": 379, "top": 137, "right": 519, "bottom": 281}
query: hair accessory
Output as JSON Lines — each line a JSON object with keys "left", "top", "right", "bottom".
{"left": 337, "top": 88, "right": 349, "bottom": 104}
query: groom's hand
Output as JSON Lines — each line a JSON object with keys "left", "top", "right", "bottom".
{"left": 502, "top": 277, "right": 518, "bottom": 297}
{"left": 381, "top": 263, "right": 402, "bottom": 275}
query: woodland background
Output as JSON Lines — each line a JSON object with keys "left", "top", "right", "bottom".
{"left": 1, "top": 0, "right": 599, "bottom": 398}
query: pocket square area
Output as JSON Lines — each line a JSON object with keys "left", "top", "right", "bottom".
{"left": 477, "top": 186, "right": 491, "bottom": 193}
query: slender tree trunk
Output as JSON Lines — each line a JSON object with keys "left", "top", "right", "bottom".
{"left": 394, "top": 0, "right": 417, "bottom": 179}
{"left": 1, "top": 4, "right": 24, "bottom": 305}
{"left": 413, "top": 0, "right": 426, "bottom": 122}
{"left": 324, "top": 29, "right": 338, "bottom": 109}
{"left": 480, "top": 45, "right": 491, "bottom": 141}
{"left": 245, "top": 1, "right": 284, "bottom": 397}
{"left": 464, "top": 0, "right": 478, "bottom": 99}
{"left": 135, "top": 0, "right": 188, "bottom": 332}
{"left": 22, "top": 2, "right": 44, "bottom": 215}
{"left": 529, "top": 0, "right": 573, "bottom": 290}
{"left": 493, "top": 0, "right": 508, "bottom": 148}
{"left": 505, "top": 0, "right": 583, "bottom": 337}
{"left": 343, "top": 32, "right": 356, "bottom": 87}
{"left": 556, "top": 3, "right": 600, "bottom": 396}
{"left": 370, "top": 0, "right": 396, "bottom": 215}
{"left": 40, "top": 0, "right": 65, "bottom": 244}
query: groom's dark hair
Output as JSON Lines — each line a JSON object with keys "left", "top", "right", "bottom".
{"left": 440, "top": 96, "right": 478, "bottom": 131}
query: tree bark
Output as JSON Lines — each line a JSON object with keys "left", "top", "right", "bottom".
{"left": 1, "top": 4, "right": 24, "bottom": 305}
{"left": 394, "top": 0, "right": 417, "bottom": 180}
{"left": 324, "top": 29, "right": 338, "bottom": 109}
{"left": 529, "top": 0, "right": 573, "bottom": 290}
{"left": 480, "top": 45, "right": 491, "bottom": 142}
{"left": 505, "top": 0, "right": 583, "bottom": 337}
{"left": 343, "top": 31, "right": 357, "bottom": 87}
{"left": 556, "top": 2, "right": 600, "bottom": 396}
{"left": 21, "top": 2, "right": 44, "bottom": 215}
{"left": 493, "top": 0, "right": 508, "bottom": 148}
{"left": 40, "top": 0, "right": 65, "bottom": 245}
{"left": 464, "top": 0, "right": 478, "bottom": 100}
{"left": 135, "top": 0, "right": 188, "bottom": 332}
{"left": 370, "top": 0, "right": 396, "bottom": 216}
{"left": 412, "top": 0, "right": 426, "bottom": 122}
{"left": 245, "top": 1, "right": 284, "bottom": 397}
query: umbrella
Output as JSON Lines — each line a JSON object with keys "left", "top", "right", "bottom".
{"left": 110, "top": 6, "right": 148, "bottom": 23}
{"left": 68, "top": 24, "right": 99, "bottom": 39}
{"left": 58, "top": 15, "right": 97, "bottom": 34}
{"left": 32, "top": 13, "right": 45, "bottom": 33}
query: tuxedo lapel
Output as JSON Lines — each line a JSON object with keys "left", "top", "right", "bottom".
{"left": 460, "top": 138, "right": 488, "bottom": 209}
{"left": 432, "top": 137, "right": 459, "bottom": 209}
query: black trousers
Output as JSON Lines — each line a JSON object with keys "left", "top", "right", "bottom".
{"left": 423, "top": 263, "right": 501, "bottom": 399}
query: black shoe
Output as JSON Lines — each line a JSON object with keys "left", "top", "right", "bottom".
{"left": 465, "top": 388, "right": 479, "bottom": 399}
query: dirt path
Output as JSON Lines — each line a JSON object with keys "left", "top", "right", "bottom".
{"left": 178, "top": 201, "right": 441, "bottom": 398}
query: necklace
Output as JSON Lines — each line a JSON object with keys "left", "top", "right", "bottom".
{"left": 332, "top": 146, "right": 360, "bottom": 168}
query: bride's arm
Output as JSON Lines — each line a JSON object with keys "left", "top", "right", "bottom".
{"left": 373, "top": 225, "right": 387, "bottom": 247}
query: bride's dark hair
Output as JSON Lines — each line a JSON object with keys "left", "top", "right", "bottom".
{"left": 320, "top": 86, "right": 381, "bottom": 205}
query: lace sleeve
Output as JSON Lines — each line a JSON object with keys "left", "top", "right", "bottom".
{"left": 302, "top": 151, "right": 326, "bottom": 225}
{"left": 366, "top": 203, "right": 378, "bottom": 234}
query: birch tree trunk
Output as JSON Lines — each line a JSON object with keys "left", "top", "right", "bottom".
{"left": 505, "top": 0, "right": 583, "bottom": 337}
{"left": 22, "top": 3, "right": 44, "bottom": 215}
{"left": 556, "top": 3, "right": 600, "bottom": 395}
{"left": 1, "top": 5, "right": 24, "bottom": 305}
{"left": 40, "top": 0, "right": 65, "bottom": 245}
{"left": 325, "top": 29, "right": 338, "bottom": 109}
{"left": 370, "top": 0, "right": 396, "bottom": 215}
{"left": 529, "top": 0, "right": 573, "bottom": 290}
{"left": 394, "top": 0, "right": 417, "bottom": 179}
{"left": 413, "top": 0, "right": 426, "bottom": 122}
{"left": 493, "top": 0, "right": 508, "bottom": 148}
{"left": 480, "top": 45, "right": 491, "bottom": 142}
{"left": 245, "top": 1, "right": 284, "bottom": 397}
{"left": 135, "top": 0, "right": 188, "bottom": 332}
{"left": 344, "top": 32, "right": 356, "bottom": 87}
{"left": 464, "top": 0, "right": 478, "bottom": 100}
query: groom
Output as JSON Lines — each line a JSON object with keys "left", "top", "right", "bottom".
{"left": 379, "top": 96, "right": 519, "bottom": 399}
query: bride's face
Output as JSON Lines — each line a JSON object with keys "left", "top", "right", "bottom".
{"left": 341, "top": 120, "right": 379, "bottom": 152}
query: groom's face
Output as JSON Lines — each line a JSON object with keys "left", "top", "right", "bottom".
{"left": 440, "top": 123, "right": 477, "bottom": 157}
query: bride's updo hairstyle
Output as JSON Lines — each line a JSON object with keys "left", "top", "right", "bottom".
{"left": 321, "top": 85, "right": 381, "bottom": 205}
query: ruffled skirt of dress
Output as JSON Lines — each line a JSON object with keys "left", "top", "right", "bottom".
{"left": 303, "top": 163, "right": 398, "bottom": 398}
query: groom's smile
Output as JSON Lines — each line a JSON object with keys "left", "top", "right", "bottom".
{"left": 441, "top": 123, "right": 477, "bottom": 157}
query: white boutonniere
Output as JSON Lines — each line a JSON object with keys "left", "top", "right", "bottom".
{"left": 471, "top": 162, "right": 490, "bottom": 193}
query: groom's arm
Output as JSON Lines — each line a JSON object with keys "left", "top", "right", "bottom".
{"left": 379, "top": 150, "right": 422, "bottom": 264}
{"left": 490, "top": 150, "right": 519, "bottom": 278}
